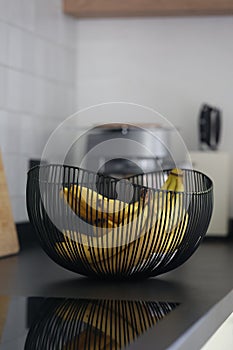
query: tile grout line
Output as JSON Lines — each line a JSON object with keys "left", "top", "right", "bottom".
{"left": 0, "top": 104, "right": 75, "bottom": 121}
{"left": 0, "top": 62, "right": 76, "bottom": 89}
{"left": 0, "top": 17, "right": 77, "bottom": 53}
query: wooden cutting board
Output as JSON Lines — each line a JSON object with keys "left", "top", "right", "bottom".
{"left": 0, "top": 151, "right": 20, "bottom": 258}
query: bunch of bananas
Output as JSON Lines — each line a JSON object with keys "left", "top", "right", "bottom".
{"left": 56, "top": 168, "right": 188, "bottom": 274}
{"left": 62, "top": 184, "right": 145, "bottom": 232}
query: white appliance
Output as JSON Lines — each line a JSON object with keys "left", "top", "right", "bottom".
{"left": 189, "top": 151, "right": 230, "bottom": 237}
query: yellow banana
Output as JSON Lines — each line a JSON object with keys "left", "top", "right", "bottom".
{"left": 58, "top": 181, "right": 148, "bottom": 273}
{"left": 62, "top": 186, "right": 109, "bottom": 227}
{"left": 107, "top": 168, "right": 188, "bottom": 270}
{"left": 108, "top": 211, "right": 188, "bottom": 272}
{"left": 61, "top": 185, "right": 141, "bottom": 228}
{"left": 142, "top": 168, "right": 188, "bottom": 253}
{"left": 55, "top": 203, "right": 149, "bottom": 274}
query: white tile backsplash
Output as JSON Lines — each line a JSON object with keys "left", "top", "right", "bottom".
{"left": 2, "top": 153, "right": 28, "bottom": 197}
{"left": 21, "top": 0, "right": 35, "bottom": 31}
{"left": 33, "top": 77, "right": 47, "bottom": 116}
{"left": 11, "top": 195, "right": 28, "bottom": 222}
{"left": 0, "top": 111, "right": 21, "bottom": 153}
{"left": 44, "top": 42, "right": 59, "bottom": 81}
{"left": 34, "top": 33, "right": 76, "bottom": 84}
{"left": 62, "top": 86, "right": 76, "bottom": 117}
{"left": 6, "top": 0, "right": 21, "bottom": 26}
{"left": 0, "top": 0, "right": 77, "bottom": 222}
{"left": 34, "top": 0, "right": 63, "bottom": 45}
{"left": 6, "top": 69, "right": 35, "bottom": 113}
{"left": 0, "top": 21, "right": 8, "bottom": 65}
{"left": 8, "top": 26, "right": 35, "bottom": 73}
{"left": 0, "top": 65, "right": 6, "bottom": 108}
{"left": 34, "top": 37, "right": 52, "bottom": 78}
{"left": 0, "top": 0, "right": 9, "bottom": 23}
{"left": 1, "top": 111, "right": 59, "bottom": 159}
{"left": 34, "top": 37, "right": 46, "bottom": 77}
{"left": 60, "top": 17, "right": 77, "bottom": 49}
{"left": 20, "top": 73, "right": 35, "bottom": 113}
{"left": 6, "top": 0, "right": 35, "bottom": 31}
{"left": 43, "top": 81, "right": 75, "bottom": 120}
{"left": 20, "top": 114, "right": 51, "bottom": 156}
{"left": 60, "top": 49, "right": 76, "bottom": 84}
{"left": 6, "top": 69, "right": 23, "bottom": 111}
{"left": 34, "top": 0, "right": 76, "bottom": 49}
{"left": 0, "top": 109, "right": 7, "bottom": 151}
{"left": 8, "top": 25, "right": 23, "bottom": 69}
{"left": 43, "top": 80, "right": 59, "bottom": 118}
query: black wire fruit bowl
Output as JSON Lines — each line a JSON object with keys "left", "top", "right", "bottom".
{"left": 26, "top": 165, "right": 213, "bottom": 279}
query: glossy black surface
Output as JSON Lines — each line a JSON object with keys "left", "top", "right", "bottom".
{"left": 0, "top": 238, "right": 233, "bottom": 349}
{"left": 0, "top": 297, "right": 178, "bottom": 349}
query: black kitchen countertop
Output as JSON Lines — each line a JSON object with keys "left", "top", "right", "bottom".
{"left": 0, "top": 233, "right": 233, "bottom": 350}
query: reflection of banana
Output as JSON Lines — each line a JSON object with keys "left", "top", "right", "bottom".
{"left": 25, "top": 298, "right": 177, "bottom": 350}
{"left": 58, "top": 300, "right": 156, "bottom": 349}
{"left": 59, "top": 306, "right": 118, "bottom": 349}
{"left": 63, "top": 330, "right": 116, "bottom": 350}
{"left": 80, "top": 301, "right": 142, "bottom": 339}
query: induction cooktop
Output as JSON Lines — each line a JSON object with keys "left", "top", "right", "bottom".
{"left": 0, "top": 296, "right": 179, "bottom": 350}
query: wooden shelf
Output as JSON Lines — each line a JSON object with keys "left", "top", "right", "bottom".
{"left": 63, "top": 0, "right": 233, "bottom": 18}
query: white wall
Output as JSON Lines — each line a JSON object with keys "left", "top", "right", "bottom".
{"left": 1, "top": 11, "right": 233, "bottom": 222}
{"left": 0, "top": 0, "right": 77, "bottom": 222}
{"left": 75, "top": 16, "right": 233, "bottom": 215}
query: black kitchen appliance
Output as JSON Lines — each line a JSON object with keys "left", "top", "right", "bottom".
{"left": 199, "top": 104, "right": 221, "bottom": 150}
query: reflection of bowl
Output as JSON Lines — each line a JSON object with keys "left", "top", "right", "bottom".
{"left": 25, "top": 298, "right": 178, "bottom": 350}
{"left": 26, "top": 165, "right": 213, "bottom": 279}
